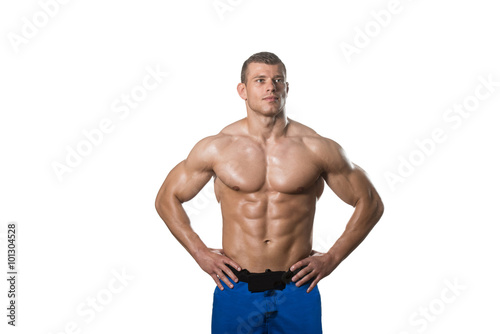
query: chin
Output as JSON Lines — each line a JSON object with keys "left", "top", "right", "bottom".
{"left": 261, "top": 110, "right": 282, "bottom": 117}
{"left": 262, "top": 105, "right": 284, "bottom": 114}
{"left": 249, "top": 103, "right": 284, "bottom": 117}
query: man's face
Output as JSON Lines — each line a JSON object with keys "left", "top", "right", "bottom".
{"left": 238, "top": 62, "right": 289, "bottom": 117}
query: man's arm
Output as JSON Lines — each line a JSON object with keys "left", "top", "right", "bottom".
{"left": 291, "top": 138, "right": 384, "bottom": 292}
{"left": 155, "top": 136, "right": 241, "bottom": 290}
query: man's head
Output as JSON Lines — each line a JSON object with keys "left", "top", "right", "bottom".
{"left": 240, "top": 52, "right": 287, "bottom": 84}
{"left": 238, "top": 52, "right": 289, "bottom": 117}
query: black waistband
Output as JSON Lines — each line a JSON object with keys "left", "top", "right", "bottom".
{"left": 228, "top": 266, "right": 305, "bottom": 293}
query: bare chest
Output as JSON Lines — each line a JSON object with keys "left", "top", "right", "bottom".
{"left": 213, "top": 139, "right": 322, "bottom": 194}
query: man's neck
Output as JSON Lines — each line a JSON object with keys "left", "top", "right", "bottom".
{"left": 245, "top": 109, "right": 289, "bottom": 143}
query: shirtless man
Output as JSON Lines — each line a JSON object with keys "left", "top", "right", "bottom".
{"left": 155, "top": 52, "right": 384, "bottom": 333}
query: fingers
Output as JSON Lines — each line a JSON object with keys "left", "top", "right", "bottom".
{"left": 221, "top": 264, "right": 239, "bottom": 283}
{"left": 307, "top": 277, "right": 321, "bottom": 293}
{"left": 223, "top": 257, "right": 242, "bottom": 273}
{"left": 220, "top": 264, "right": 239, "bottom": 285}
{"left": 289, "top": 260, "right": 304, "bottom": 272}
{"left": 291, "top": 258, "right": 311, "bottom": 282}
{"left": 212, "top": 262, "right": 240, "bottom": 290}
{"left": 212, "top": 268, "right": 235, "bottom": 290}
{"left": 292, "top": 266, "right": 314, "bottom": 286}
{"left": 216, "top": 268, "right": 235, "bottom": 289}
{"left": 291, "top": 261, "right": 323, "bottom": 289}
{"left": 220, "top": 255, "right": 240, "bottom": 283}
{"left": 204, "top": 250, "right": 242, "bottom": 290}
{"left": 211, "top": 274, "right": 224, "bottom": 291}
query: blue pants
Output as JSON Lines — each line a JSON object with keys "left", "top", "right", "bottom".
{"left": 212, "top": 277, "right": 322, "bottom": 334}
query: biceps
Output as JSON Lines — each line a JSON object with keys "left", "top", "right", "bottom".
{"left": 324, "top": 164, "right": 373, "bottom": 206}
{"left": 158, "top": 160, "right": 213, "bottom": 203}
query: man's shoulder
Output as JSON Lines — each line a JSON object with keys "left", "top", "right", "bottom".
{"left": 287, "top": 119, "right": 340, "bottom": 152}
{"left": 190, "top": 119, "right": 245, "bottom": 154}
{"left": 287, "top": 119, "right": 348, "bottom": 171}
{"left": 219, "top": 118, "right": 246, "bottom": 136}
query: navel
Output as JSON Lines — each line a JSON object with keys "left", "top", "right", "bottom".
{"left": 264, "top": 240, "right": 271, "bottom": 245}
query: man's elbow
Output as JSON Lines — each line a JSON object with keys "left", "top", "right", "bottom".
{"left": 155, "top": 195, "right": 163, "bottom": 214}
{"left": 357, "top": 192, "right": 384, "bottom": 224}
{"left": 155, "top": 190, "right": 171, "bottom": 215}
{"left": 372, "top": 195, "right": 384, "bottom": 223}
{"left": 155, "top": 189, "right": 181, "bottom": 216}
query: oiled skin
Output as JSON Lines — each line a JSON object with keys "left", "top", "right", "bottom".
{"left": 155, "top": 62, "right": 384, "bottom": 292}
{"left": 212, "top": 119, "right": 326, "bottom": 272}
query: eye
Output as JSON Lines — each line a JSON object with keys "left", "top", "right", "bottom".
{"left": 274, "top": 79, "right": 283, "bottom": 83}
{"left": 256, "top": 79, "right": 265, "bottom": 83}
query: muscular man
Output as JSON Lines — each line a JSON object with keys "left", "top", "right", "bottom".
{"left": 155, "top": 52, "right": 384, "bottom": 333}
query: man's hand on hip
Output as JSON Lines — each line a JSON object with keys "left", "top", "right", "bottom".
{"left": 195, "top": 248, "right": 241, "bottom": 291}
{"left": 290, "top": 250, "right": 336, "bottom": 293}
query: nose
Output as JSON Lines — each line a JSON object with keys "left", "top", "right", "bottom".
{"left": 266, "top": 79, "right": 276, "bottom": 92}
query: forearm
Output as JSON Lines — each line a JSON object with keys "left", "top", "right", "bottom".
{"left": 155, "top": 194, "right": 208, "bottom": 261}
{"left": 327, "top": 196, "right": 384, "bottom": 268}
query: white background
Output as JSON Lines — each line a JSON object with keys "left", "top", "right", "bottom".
{"left": 1, "top": 0, "right": 499, "bottom": 333}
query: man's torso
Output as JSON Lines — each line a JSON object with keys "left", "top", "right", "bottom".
{"left": 209, "top": 118, "right": 328, "bottom": 272}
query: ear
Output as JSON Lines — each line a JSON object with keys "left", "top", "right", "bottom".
{"left": 237, "top": 82, "right": 247, "bottom": 100}
{"left": 286, "top": 82, "right": 289, "bottom": 94}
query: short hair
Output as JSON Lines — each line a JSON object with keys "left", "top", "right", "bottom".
{"left": 240, "top": 52, "right": 287, "bottom": 84}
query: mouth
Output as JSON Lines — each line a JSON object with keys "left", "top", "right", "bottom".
{"left": 263, "top": 96, "right": 279, "bottom": 102}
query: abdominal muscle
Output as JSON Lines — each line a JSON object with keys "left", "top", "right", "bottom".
{"left": 220, "top": 190, "right": 318, "bottom": 273}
